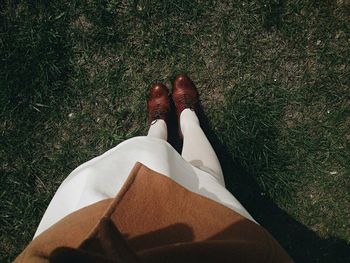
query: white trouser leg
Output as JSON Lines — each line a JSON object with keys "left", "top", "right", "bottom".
{"left": 147, "top": 119, "right": 167, "bottom": 141}
{"left": 180, "top": 109, "right": 225, "bottom": 186}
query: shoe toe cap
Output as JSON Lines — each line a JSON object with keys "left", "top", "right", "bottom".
{"left": 174, "top": 74, "right": 196, "bottom": 90}
{"left": 149, "top": 83, "right": 169, "bottom": 97}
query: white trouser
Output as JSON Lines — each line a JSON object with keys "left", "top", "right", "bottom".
{"left": 148, "top": 108, "right": 225, "bottom": 186}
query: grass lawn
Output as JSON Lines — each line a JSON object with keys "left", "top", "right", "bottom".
{"left": 1, "top": 0, "right": 349, "bottom": 262}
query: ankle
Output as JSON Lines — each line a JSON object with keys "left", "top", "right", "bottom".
{"left": 180, "top": 109, "right": 200, "bottom": 132}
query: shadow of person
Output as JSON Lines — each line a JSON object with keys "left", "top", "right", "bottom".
{"left": 129, "top": 223, "right": 194, "bottom": 251}
{"left": 195, "top": 104, "right": 350, "bottom": 263}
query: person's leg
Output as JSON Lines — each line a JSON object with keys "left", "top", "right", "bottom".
{"left": 147, "top": 119, "right": 167, "bottom": 140}
{"left": 180, "top": 108, "right": 225, "bottom": 186}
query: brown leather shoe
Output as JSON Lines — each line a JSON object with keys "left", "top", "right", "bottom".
{"left": 172, "top": 74, "right": 199, "bottom": 137}
{"left": 147, "top": 83, "right": 171, "bottom": 126}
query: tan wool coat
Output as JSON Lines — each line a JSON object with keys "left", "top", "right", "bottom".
{"left": 15, "top": 162, "right": 293, "bottom": 263}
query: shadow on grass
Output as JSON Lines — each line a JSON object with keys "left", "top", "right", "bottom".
{"left": 193, "top": 105, "right": 350, "bottom": 263}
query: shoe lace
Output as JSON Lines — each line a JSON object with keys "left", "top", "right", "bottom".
{"left": 150, "top": 103, "right": 167, "bottom": 120}
{"left": 178, "top": 93, "right": 197, "bottom": 108}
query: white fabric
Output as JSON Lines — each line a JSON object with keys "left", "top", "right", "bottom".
{"left": 147, "top": 119, "right": 167, "bottom": 140}
{"left": 34, "top": 110, "right": 256, "bottom": 238}
{"left": 180, "top": 109, "right": 225, "bottom": 185}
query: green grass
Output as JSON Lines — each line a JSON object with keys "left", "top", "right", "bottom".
{"left": 1, "top": 0, "right": 349, "bottom": 262}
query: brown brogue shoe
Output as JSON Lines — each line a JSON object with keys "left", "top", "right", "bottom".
{"left": 172, "top": 74, "right": 199, "bottom": 138}
{"left": 172, "top": 74, "right": 199, "bottom": 117}
{"left": 147, "top": 83, "right": 171, "bottom": 126}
